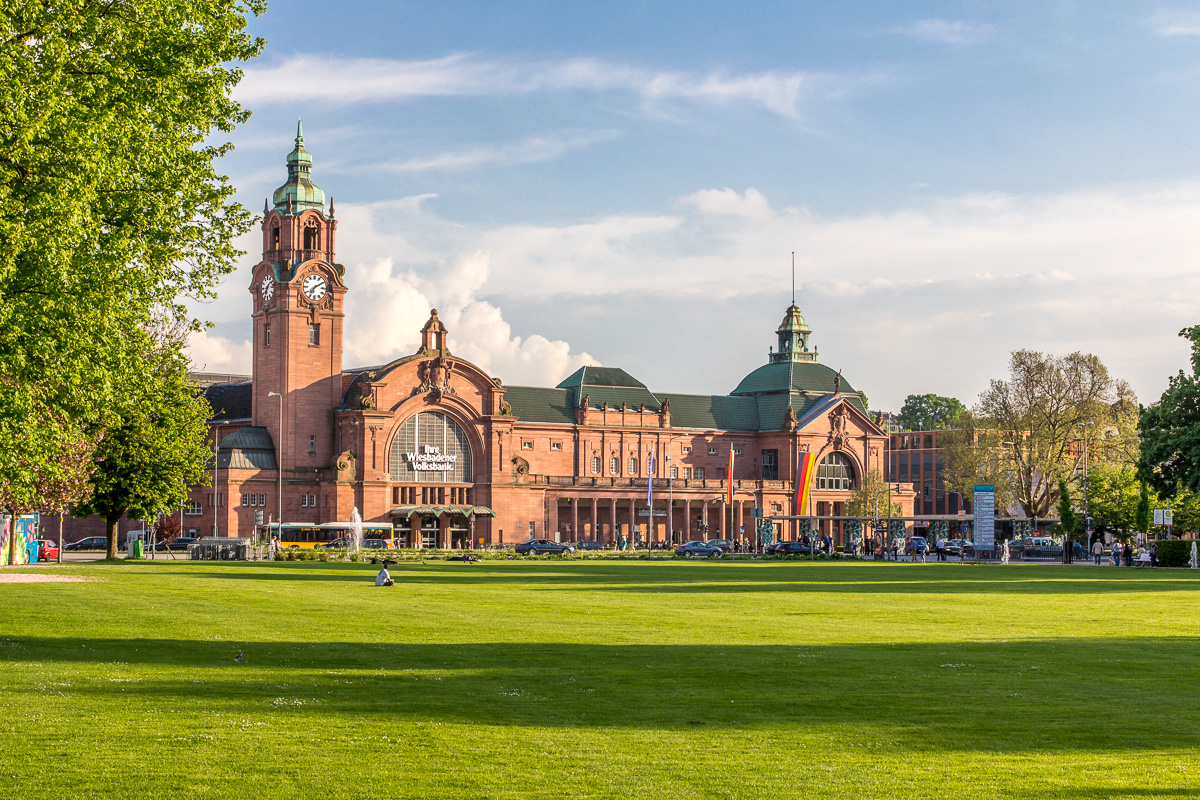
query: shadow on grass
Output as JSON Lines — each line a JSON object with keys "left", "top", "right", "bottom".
{"left": 4, "top": 633, "right": 1198, "bottom": 754}
{"left": 150, "top": 559, "right": 1200, "bottom": 595}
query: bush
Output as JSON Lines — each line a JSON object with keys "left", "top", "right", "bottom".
{"left": 1154, "top": 539, "right": 1196, "bottom": 568}
{"left": 286, "top": 550, "right": 296, "bottom": 561}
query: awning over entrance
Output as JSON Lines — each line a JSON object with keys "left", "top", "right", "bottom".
{"left": 387, "top": 505, "right": 496, "bottom": 519}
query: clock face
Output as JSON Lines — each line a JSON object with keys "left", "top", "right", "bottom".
{"left": 260, "top": 274, "right": 275, "bottom": 302}
{"left": 302, "top": 273, "right": 328, "bottom": 301}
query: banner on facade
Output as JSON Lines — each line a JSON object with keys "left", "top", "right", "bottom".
{"left": 974, "top": 485, "right": 995, "bottom": 552}
{"left": 793, "top": 451, "right": 818, "bottom": 516}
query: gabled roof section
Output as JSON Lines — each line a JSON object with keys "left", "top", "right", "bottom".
{"left": 794, "top": 393, "right": 877, "bottom": 434}
{"left": 503, "top": 386, "right": 576, "bottom": 425}
{"left": 664, "top": 394, "right": 759, "bottom": 431}
{"left": 203, "top": 381, "right": 252, "bottom": 422}
{"left": 557, "top": 366, "right": 647, "bottom": 390}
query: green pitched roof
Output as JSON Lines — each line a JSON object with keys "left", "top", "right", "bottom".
{"left": 557, "top": 366, "right": 647, "bottom": 390}
{"left": 662, "top": 394, "right": 759, "bottom": 431}
{"left": 503, "top": 386, "right": 577, "bottom": 425}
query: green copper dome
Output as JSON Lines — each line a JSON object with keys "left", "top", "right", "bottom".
{"left": 272, "top": 121, "right": 326, "bottom": 213}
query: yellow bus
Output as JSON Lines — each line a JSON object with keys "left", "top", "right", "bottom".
{"left": 268, "top": 522, "right": 395, "bottom": 549}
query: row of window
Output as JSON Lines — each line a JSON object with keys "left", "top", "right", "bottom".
{"left": 299, "top": 494, "right": 318, "bottom": 507}
{"left": 391, "top": 486, "right": 472, "bottom": 506}
{"left": 241, "top": 494, "right": 267, "bottom": 507}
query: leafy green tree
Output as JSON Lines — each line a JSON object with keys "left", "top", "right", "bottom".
{"left": 1135, "top": 481, "right": 1151, "bottom": 535}
{"left": 1081, "top": 465, "right": 1141, "bottom": 537}
{"left": 969, "top": 349, "right": 1133, "bottom": 519}
{"left": 897, "top": 394, "right": 965, "bottom": 431}
{"left": 1055, "top": 477, "right": 1078, "bottom": 541}
{"left": 1139, "top": 326, "right": 1200, "bottom": 497}
{"left": 73, "top": 326, "right": 213, "bottom": 558}
{"left": 846, "top": 470, "right": 902, "bottom": 519}
{"left": 0, "top": 1, "right": 263, "bottom": 518}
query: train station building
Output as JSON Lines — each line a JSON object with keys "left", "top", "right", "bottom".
{"left": 188, "top": 129, "right": 914, "bottom": 548}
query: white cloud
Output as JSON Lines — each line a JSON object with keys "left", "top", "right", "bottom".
{"left": 188, "top": 179, "right": 1200, "bottom": 410}
{"left": 340, "top": 251, "right": 598, "bottom": 386}
{"left": 890, "top": 19, "right": 994, "bottom": 45}
{"left": 676, "top": 188, "right": 772, "bottom": 217}
{"left": 236, "top": 53, "right": 821, "bottom": 118}
{"left": 1151, "top": 9, "right": 1200, "bottom": 36}
{"left": 376, "top": 129, "right": 621, "bottom": 173}
{"left": 186, "top": 329, "right": 253, "bottom": 375}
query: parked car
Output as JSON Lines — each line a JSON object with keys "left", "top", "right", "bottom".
{"left": 515, "top": 539, "right": 574, "bottom": 555}
{"left": 36, "top": 539, "right": 59, "bottom": 560}
{"left": 945, "top": 539, "right": 974, "bottom": 557}
{"left": 363, "top": 538, "right": 392, "bottom": 550}
{"left": 63, "top": 536, "right": 108, "bottom": 551}
{"left": 154, "top": 537, "right": 199, "bottom": 552}
{"left": 1012, "top": 536, "right": 1062, "bottom": 560}
{"left": 905, "top": 536, "right": 929, "bottom": 557}
{"left": 767, "top": 540, "right": 810, "bottom": 556}
{"left": 674, "top": 541, "right": 723, "bottom": 558}
{"left": 706, "top": 539, "right": 733, "bottom": 553}
{"left": 572, "top": 541, "right": 606, "bottom": 551}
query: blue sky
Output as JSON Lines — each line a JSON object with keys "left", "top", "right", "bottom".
{"left": 190, "top": 1, "right": 1200, "bottom": 410}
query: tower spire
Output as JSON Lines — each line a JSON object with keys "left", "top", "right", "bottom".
{"left": 272, "top": 121, "right": 325, "bottom": 213}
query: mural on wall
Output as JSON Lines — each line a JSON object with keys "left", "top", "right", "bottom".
{"left": 1, "top": 516, "right": 38, "bottom": 565}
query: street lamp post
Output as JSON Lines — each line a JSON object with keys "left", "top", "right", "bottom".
{"left": 1079, "top": 422, "right": 1094, "bottom": 554}
{"left": 268, "top": 392, "right": 283, "bottom": 542}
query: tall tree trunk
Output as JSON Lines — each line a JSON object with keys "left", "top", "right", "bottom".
{"left": 106, "top": 512, "right": 120, "bottom": 560}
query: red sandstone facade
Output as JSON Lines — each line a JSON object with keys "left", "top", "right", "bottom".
{"left": 58, "top": 130, "right": 916, "bottom": 546}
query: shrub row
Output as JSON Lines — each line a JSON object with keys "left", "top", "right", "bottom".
{"left": 1154, "top": 539, "right": 1197, "bottom": 568}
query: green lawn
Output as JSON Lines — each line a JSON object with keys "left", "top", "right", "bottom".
{"left": 2, "top": 559, "right": 1198, "bottom": 799}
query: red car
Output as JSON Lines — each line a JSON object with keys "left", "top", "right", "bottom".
{"left": 36, "top": 540, "right": 59, "bottom": 560}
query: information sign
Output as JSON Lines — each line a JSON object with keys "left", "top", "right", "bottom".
{"left": 974, "top": 485, "right": 995, "bottom": 551}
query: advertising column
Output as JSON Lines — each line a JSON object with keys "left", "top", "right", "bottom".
{"left": 974, "top": 485, "right": 995, "bottom": 556}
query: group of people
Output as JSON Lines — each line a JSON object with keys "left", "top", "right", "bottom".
{"left": 1095, "top": 539, "right": 1156, "bottom": 567}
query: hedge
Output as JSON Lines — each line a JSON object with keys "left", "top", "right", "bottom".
{"left": 1153, "top": 539, "right": 1197, "bottom": 568}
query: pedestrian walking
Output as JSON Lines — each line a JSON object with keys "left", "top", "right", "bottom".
{"left": 891, "top": 537, "right": 899, "bottom": 561}
{"left": 916, "top": 537, "right": 927, "bottom": 563}
{"left": 1150, "top": 542, "right": 1158, "bottom": 568}
{"left": 1111, "top": 541, "right": 1121, "bottom": 567}
{"left": 1091, "top": 538, "right": 1103, "bottom": 566}
{"left": 1124, "top": 541, "right": 1134, "bottom": 567}
{"left": 936, "top": 537, "right": 946, "bottom": 561}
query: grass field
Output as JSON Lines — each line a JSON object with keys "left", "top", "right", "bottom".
{"left": 2, "top": 558, "right": 1198, "bottom": 799}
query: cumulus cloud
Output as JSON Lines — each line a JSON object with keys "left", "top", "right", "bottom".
{"left": 187, "top": 179, "right": 1200, "bottom": 410}
{"left": 186, "top": 329, "right": 253, "bottom": 375}
{"left": 236, "top": 53, "right": 831, "bottom": 119}
{"left": 340, "top": 250, "right": 598, "bottom": 386}
{"left": 890, "top": 19, "right": 995, "bottom": 45}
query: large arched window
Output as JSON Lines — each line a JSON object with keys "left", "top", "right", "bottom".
{"left": 389, "top": 412, "right": 473, "bottom": 483}
{"left": 816, "top": 452, "right": 855, "bottom": 491}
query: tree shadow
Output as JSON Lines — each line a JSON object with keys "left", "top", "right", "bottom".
{"left": 3, "top": 634, "right": 1196, "bottom": 755}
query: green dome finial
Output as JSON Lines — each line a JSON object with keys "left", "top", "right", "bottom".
{"left": 273, "top": 121, "right": 325, "bottom": 213}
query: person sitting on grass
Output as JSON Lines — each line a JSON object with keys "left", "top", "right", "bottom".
{"left": 375, "top": 566, "right": 394, "bottom": 586}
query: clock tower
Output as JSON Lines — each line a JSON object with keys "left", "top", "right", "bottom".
{"left": 250, "top": 122, "right": 346, "bottom": 477}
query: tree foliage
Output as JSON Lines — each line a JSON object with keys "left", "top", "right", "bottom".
{"left": 846, "top": 470, "right": 902, "bottom": 518}
{"left": 897, "top": 394, "right": 965, "bottom": 431}
{"left": 73, "top": 323, "right": 213, "bottom": 558}
{"left": 945, "top": 350, "right": 1133, "bottom": 519}
{"left": 1138, "top": 325, "right": 1200, "bottom": 497}
{"left": 0, "top": 1, "right": 263, "bottom": 514}
{"left": 1055, "top": 477, "right": 1078, "bottom": 539}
